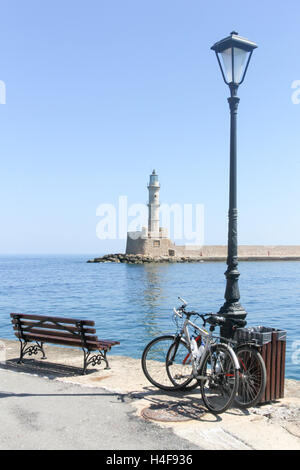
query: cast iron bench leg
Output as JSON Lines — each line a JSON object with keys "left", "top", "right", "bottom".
{"left": 82, "top": 349, "right": 111, "bottom": 374}
{"left": 39, "top": 342, "right": 47, "bottom": 360}
{"left": 102, "top": 350, "right": 110, "bottom": 370}
{"left": 18, "top": 340, "right": 46, "bottom": 362}
{"left": 18, "top": 339, "right": 26, "bottom": 364}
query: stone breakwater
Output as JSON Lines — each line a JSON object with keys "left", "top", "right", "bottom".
{"left": 87, "top": 249, "right": 300, "bottom": 264}
{"left": 87, "top": 253, "right": 210, "bottom": 264}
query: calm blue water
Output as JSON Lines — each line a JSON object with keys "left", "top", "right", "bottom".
{"left": 0, "top": 255, "right": 299, "bottom": 380}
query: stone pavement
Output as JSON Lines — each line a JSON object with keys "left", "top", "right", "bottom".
{"left": 0, "top": 339, "right": 299, "bottom": 450}
{"left": 0, "top": 368, "right": 200, "bottom": 450}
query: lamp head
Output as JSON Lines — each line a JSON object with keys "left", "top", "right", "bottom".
{"left": 211, "top": 32, "right": 257, "bottom": 87}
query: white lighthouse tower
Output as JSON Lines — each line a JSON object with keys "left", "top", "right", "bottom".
{"left": 148, "top": 170, "right": 160, "bottom": 237}
{"left": 126, "top": 169, "right": 169, "bottom": 255}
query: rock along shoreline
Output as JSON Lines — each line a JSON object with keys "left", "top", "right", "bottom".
{"left": 87, "top": 253, "right": 300, "bottom": 264}
{"left": 87, "top": 253, "right": 209, "bottom": 264}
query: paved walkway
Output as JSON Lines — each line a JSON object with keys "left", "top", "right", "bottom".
{"left": 0, "top": 368, "right": 200, "bottom": 450}
{"left": 1, "top": 339, "right": 299, "bottom": 450}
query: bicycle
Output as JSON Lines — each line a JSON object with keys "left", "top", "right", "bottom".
{"left": 141, "top": 297, "right": 267, "bottom": 410}
{"left": 142, "top": 298, "right": 240, "bottom": 414}
{"left": 185, "top": 319, "right": 267, "bottom": 408}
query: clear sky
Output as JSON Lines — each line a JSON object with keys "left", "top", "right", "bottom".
{"left": 1, "top": 0, "right": 299, "bottom": 254}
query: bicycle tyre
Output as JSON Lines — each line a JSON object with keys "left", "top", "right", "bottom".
{"left": 234, "top": 346, "right": 267, "bottom": 408}
{"left": 199, "top": 343, "right": 239, "bottom": 414}
{"left": 166, "top": 338, "right": 199, "bottom": 391}
{"left": 141, "top": 335, "right": 179, "bottom": 391}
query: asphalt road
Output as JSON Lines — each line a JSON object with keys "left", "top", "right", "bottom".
{"left": 0, "top": 369, "right": 200, "bottom": 450}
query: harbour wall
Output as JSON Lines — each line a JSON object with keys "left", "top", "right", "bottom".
{"left": 125, "top": 234, "right": 300, "bottom": 259}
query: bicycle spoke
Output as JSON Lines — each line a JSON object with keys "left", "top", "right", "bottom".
{"left": 235, "top": 347, "right": 267, "bottom": 408}
{"left": 142, "top": 336, "right": 178, "bottom": 390}
{"left": 200, "top": 345, "right": 238, "bottom": 414}
{"left": 166, "top": 340, "right": 198, "bottom": 390}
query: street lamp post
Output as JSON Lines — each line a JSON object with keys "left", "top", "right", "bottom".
{"left": 211, "top": 32, "right": 257, "bottom": 338}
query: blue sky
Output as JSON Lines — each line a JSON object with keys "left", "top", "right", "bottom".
{"left": 0, "top": 0, "right": 299, "bottom": 254}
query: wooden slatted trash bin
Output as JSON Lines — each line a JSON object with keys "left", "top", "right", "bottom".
{"left": 234, "top": 326, "right": 287, "bottom": 404}
{"left": 259, "top": 329, "right": 287, "bottom": 404}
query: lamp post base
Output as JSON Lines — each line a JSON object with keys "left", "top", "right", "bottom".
{"left": 218, "top": 301, "right": 247, "bottom": 339}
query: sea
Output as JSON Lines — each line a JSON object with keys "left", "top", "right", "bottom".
{"left": 0, "top": 255, "right": 299, "bottom": 380}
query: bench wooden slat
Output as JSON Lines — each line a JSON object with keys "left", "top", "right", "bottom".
{"left": 11, "top": 313, "right": 95, "bottom": 327}
{"left": 97, "top": 339, "right": 120, "bottom": 346}
{"left": 98, "top": 341, "right": 119, "bottom": 346}
{"left": 13, "top": 326, "right": 98, "bottom": 342}
{"left": 14, "top": 332, "right": 112, "bottom": 351}
{"left": 12, "top": 319, "right": 96, "bottom": 335}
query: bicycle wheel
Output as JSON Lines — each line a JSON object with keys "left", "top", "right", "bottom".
{"left": 141, "top": 335, "right": 178, "bottom": 390}
{"left": 166, "top": 338, "right": 199, "bottom": 391}
{"left": 199, "top": 344, "right": 239, "bottom": 414}
{"left": 235, "top": 346, "right": 267, "bottom": 408}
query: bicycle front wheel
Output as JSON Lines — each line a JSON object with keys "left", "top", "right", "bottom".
{"left": 141, "top": 335, "right": 178, "bottom": 391}
{"left": 199, "top": 344, "right": 239, "bottom": 414}
{"left": 235, "top": 346, "right": 267, "bottom": 408}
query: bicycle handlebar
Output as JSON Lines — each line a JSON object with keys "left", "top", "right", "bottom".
{"left": 173, "top": 305, "right": 201, "bottom": 320}
{"left": 173, "top": 307, "right": 183, "bottom": 318}
{"left": 173, "top": 304, "right": 227, "bottom": 328}
{"left": 178, "top": 296, "right": 187, "bottom": 306}
{"left": 174, "top": 297, "right": 228, "bottom": 328}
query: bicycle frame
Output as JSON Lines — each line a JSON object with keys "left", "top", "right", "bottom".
{"left": 171, "top": 313, "right": 240, "bottom": 381}
{"left": 181, "top": 317, "right": 211, "bottom": 376}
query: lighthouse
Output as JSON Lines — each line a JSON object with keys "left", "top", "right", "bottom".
{"left": 147, "top": 170, "right": 160, "bottom": 237}
{"left": 126, "top": 169, "right": 170, "bottom": 255}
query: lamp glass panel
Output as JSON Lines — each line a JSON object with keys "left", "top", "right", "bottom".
{"left": 233, "top": 47, "right": 249, "bottom": 84}
{"left": 220, "top": 48, "right": 233, "bottom": 83}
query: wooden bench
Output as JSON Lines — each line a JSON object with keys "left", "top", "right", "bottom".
{"left": 10, "top": 313, "right": 120, "bottom": 374}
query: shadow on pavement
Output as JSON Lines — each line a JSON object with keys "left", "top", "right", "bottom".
{"left": 0, "top": 358, "right": 97, "bottom": 378}
{"left": 0, "top": 361, "right": 249, "bottom": 422}
{"left": 128, "top": 386, "right": 250, "bottom": 422}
